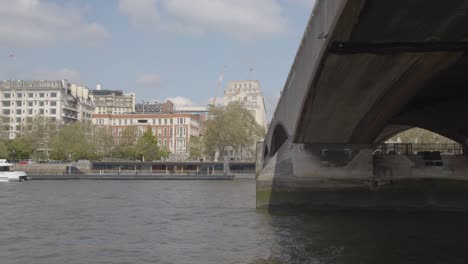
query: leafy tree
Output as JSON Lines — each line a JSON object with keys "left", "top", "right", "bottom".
{"left": 9, "top": 135, "right": 34, "bottom": 161}
{"left": 189, "top": 136, "right": 203, "bottom": 160}
{"left": 24, "top": 116, "right": 59, "bottom": 161}
{"left": 49, "top": 122, "right": 97, "bottom": 161}
{"left": 135, "top": 131, "right": 160, "bottom": 161}
{"left": 203, "top": 103, "right": 265, "bottom": 160}
{"left": 0, "top": 140, "right": 9, "bottom": 158}
{"left": 160, "top": 146, "right": 170, "bottom": 160}
{"left": 93, "top": 126, "right": 115, "bottom": 159}
{"left": 389, "top": 128, "right": 456, "bottom": 144}
{"left": 113, "top": 127, "right": 139, "bottom": 160}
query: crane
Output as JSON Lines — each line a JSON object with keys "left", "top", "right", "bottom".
{"left": 211, "top": 67, "right": 225, "bottom": 106}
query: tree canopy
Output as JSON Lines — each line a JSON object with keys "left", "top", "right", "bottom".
{"left": 203, "top": 103, "right": 265, "bottom": 160}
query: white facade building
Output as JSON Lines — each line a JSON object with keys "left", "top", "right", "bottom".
{"left": 90, "top": 89, "right": 135, "bottom": 115}
{"left": 223, "top": 80, "right": 268, "bottom": 130}
{"left": 0, "top": 80, "right": 94, "bottom": 139}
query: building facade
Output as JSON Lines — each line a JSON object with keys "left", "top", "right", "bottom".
{"left": 92, "top": 113, "right": 201, "bottom": 156}
{"left": 223, "top": 80, "right": 268, "bottom": 130}
{"left": 0, "top": 80, "right": 94, "bottom": 139}
{"left": 90, "top": 90, "right": 135, "bottom": 115}
{"left": 135, "top": 100, "right": 174, "bottom": 113}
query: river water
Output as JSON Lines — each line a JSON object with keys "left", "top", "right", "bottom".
{"left": 1, "top": 180, "right": 468, "bottom": 264}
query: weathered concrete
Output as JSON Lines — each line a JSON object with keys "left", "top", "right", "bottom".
{"left": 258, "top": 0, "right": 468, "bottom": 210}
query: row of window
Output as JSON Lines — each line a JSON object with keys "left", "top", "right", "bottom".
{"left": 3, "top": 109, "right": 57, "bottom": 116}
{"left": 98, "top": 118, "right": 188, "bottom": 126}
{"left": 2, "top": 101, "right": 57, "bottom": 107}
{"left": 227, "top": 96, "right": 258, "bottom": 101}
{"left": 233, "top": 83, "right": 254, "bottom": 89}
{"left": 1, "top": 81, "right": 61, "bottom": 87}
{"left": 3, "top": 92, "right": 58, "bottom": 99}
{"left": 7, "top": 116, "right": 57, "bottom": 125}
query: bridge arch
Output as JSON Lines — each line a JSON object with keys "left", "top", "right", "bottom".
{"left": 269, "top": 123, "right": 288, "bottom": 158}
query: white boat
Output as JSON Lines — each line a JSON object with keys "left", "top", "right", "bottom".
{"left": 0, "top": 159, "right": 29, "bottom": 182}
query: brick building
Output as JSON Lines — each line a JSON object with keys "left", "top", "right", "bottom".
{"left": 92, "top": 113, "right": 201, "bottom": 156}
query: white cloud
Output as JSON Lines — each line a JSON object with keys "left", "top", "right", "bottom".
{"left": 32, "top": 68, "right": 80, "bottom": 83}
{"left": 136, "top": 74, "right": 162, "bottom": 87}
{"left": 0, "top": 0, "right": 109, "bottom": 46}
{"left": 118, "top": 0, "right": 287, "bottom": 39}
{"left": 166, "top": 96, "right": 195, "bottom": 107}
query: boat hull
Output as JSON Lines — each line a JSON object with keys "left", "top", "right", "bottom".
{"left": 0, "top": 171, "right": 29, "bottom": 182}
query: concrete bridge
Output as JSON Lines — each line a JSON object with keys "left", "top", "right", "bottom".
{"left": 257, "top": 0, "right": 468, "bottom": 210}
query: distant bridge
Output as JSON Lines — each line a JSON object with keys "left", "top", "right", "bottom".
{"left": 257, "top": 0, "right": 468, "bottom": 210}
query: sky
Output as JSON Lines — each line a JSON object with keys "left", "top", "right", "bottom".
{"left": 0, "top": 0, "right": 316, "bottom": 117}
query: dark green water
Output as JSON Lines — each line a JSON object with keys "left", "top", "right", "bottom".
{"left": 0, "top": 180, "right": 467, "bottom": 264}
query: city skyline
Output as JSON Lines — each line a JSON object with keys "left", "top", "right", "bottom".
{"left": 0, "top": 0, "right": 315, "bottom": 117}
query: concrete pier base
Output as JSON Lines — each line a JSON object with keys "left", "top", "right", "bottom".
{"left": 257, "top": 178, "right": 468, "bottom": 211}
{"left": 257, "top": 141, "right": 468, "bottom": 211}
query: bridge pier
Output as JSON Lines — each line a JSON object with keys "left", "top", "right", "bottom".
{"left": 257, "top": 141, "right": 468, "bottom": 211}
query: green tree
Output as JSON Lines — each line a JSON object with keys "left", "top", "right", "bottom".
{"left": 9, "top": 135, "right": 34, "bottom": 161}
{"left": 389, "top": 128, "right": 456, "bottom": 144}
{"left": 203, "top": 103, "right": 265, "bottom": 160}
{"left": 49, "top": 122, "right": 97, "bottom": 161}
{"left": 24, "top": 116, "right": 59, "bottom": 161}
{"left": 160, "top": 146, "right": 170, "bottom": 160}
{"left": 0, "top": 140, "right": 9, "bottom": 158}
{"left": 113, "top": 127, "right": 139, "bottom": 160}
{"left": 135, "top": 131, "right": 160, "bottom": 161}
{"left": 93, "top": 126, "right": 115, "bottom": 159}
{"left": 189, "top": 136, "right": 203, "bottom": 160}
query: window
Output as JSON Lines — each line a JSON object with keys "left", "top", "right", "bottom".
{"left": 3, "top": 110, "right": 9, "bottom": 115}
{"left": 3, "top": 93, "right": 11, "bottom": 98}
{"left": 16, "top": 93, "right": 22, "bottom": 98}
{"left": 28, "top": 109, "right": 33, "bottom": 115}
{"left": 50, "top": 109, "right": 56, "bottom": 115}
{"left": 28, "top": 93, "right": 34, "bottom": 98}
{"left": 16, "top": 109, "right": 21, "bottom": 115}
{"left": 39, "top": 93, "right": 45, "bottom": 98}
{"left": 50, "top": 92, "right": 57, "bottom": 97}
{"left": 2, "top": 101, "right": 10, "bottom": 107}
{"left": 16, "top": 101, "right": 21, "bottom": 107}
{"left": 27, "top": 102, "right": 33, "bottom": 107}
{"left": 50, "top": 101, "right": 57, "bottom": 106}
{"left": 39, "top": 102, "right": 44, "bottom": 107}
{"left": 39, "top": 109, "right": 44, "bottom": 114}
{"left": 163, "top": 128, "right": 167, "bottom": 137}
{"left": 16, "top": 117, "right": 21, "bottom": 123}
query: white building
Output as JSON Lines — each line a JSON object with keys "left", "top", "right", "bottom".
{"left": 0, "top": 80, "right": 94, "bottom": 139}
{"left": 90, "top": 89, "right": 135, "bottom": 115}
{"left": 92, "top": 113, "right": 201, "bottom": 156}
{"left": 223, "top": 80, "right": 268, "bottom": 130}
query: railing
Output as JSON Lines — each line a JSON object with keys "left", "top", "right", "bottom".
{"left": 375, "top": 143, "right": 463, "bottom": 156}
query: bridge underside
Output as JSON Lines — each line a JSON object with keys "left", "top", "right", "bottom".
{"left": 258, "top": 0, "right": 468, "bottom": 210}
